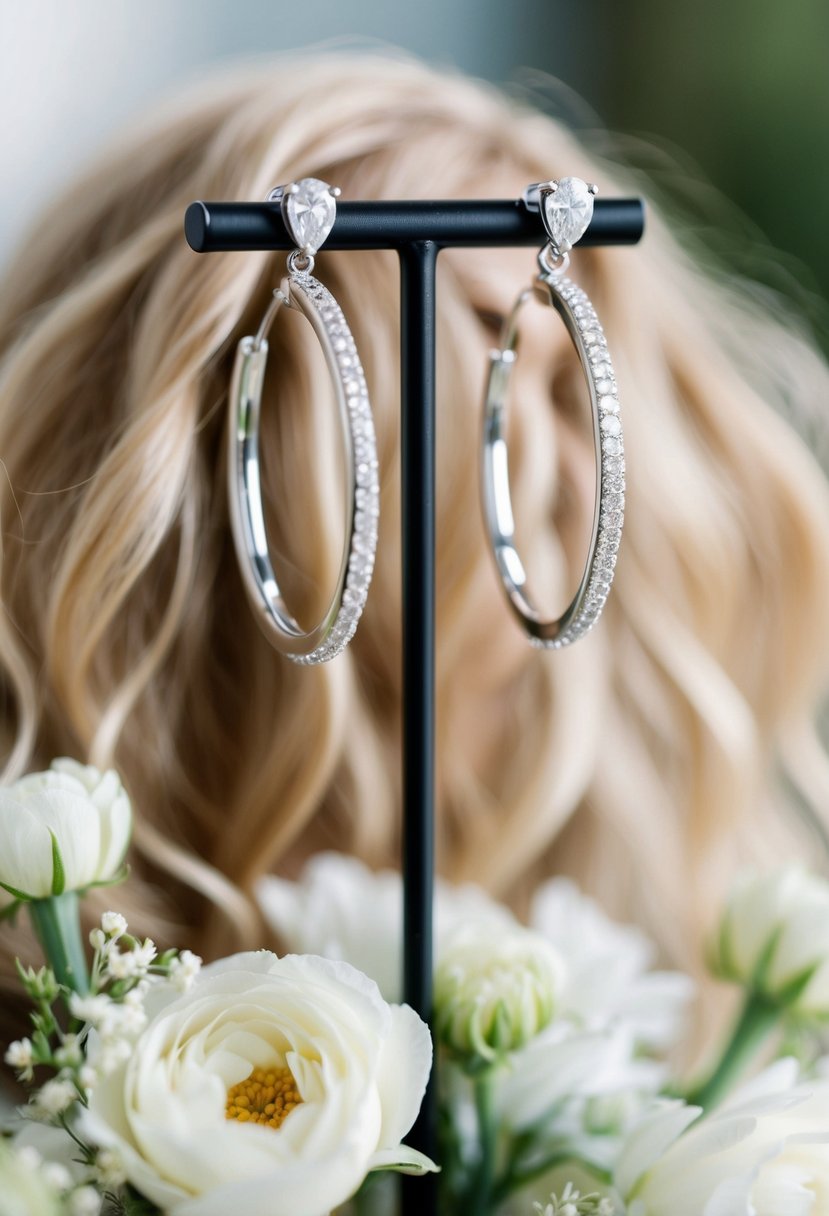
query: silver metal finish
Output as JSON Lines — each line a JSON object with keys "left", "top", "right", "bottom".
{"left": 481, "top": 179, "right": 624, "bottom": 649}
{"left": 228, "top": 181, "right": 379, "bottom": 663}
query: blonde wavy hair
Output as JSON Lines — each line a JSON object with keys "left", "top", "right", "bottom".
{"left": 1, "top": 51, "right": 829, "bottom": 1019}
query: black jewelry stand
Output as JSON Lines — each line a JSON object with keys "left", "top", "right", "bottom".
{"left": 184, "top": 195, "right": 644, "bottom": 1214}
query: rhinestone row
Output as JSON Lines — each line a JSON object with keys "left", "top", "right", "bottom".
{"left": 532, "top": 274, "right": 625, "bottom": 649}
{"left": 288, "top": 271, "right": 379, "bottom": 665}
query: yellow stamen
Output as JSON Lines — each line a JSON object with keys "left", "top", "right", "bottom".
{"left": 225, "top": 1065, "right": 302, "bottom": 1130}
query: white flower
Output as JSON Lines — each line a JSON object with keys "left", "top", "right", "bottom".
{"left": 69, "top": 992, "right": 113, "bottom": 1027}
{"left": 168, "top": 949, "right": 203, "bottom": 992}
{"left": 709, "top": 866, "right": 829, "bottom": 1014}
{"left": 0, "top": 759, "right": 131, "bottom": 904}
{"left": 0, "top": 1138, "right": 63, "bottom": 1215}
{"left": 42, "top": 1161, "right": 73, "bottom": 1191}
{"left": 435, "top": 922, "right": 564, "bottom": 1062}
{"left": 95, "top": 1147, "right": 127, "bottom": 1187}
{"left": 101, "top": 911, "right": 128, "bottom": 939}
{"left": 33, "top": 1078, "right": 78, "bottom": 1117}
{"left": 257, "top": 851, "right": 516, "bottom": 1002}
{"left": 107, "top": 939, "right": 156, "bottom": 979}
{"left": 530, "top": 878, "right": 694, "bottom": 1051}
{"left": 498, "top": 1022, "right": 664, "bottom": 1135}
{"left": 78, "top": 950, "right": 436, "bottom": 1216}
{"left": 68, "top": 1187, "right": 102, "bottom": 1216}
{"left": 5, "top": 1036, "right": 34, "bottom": 1079}
{"left": 616, "top": 1058, "right": 829, "bottom": 1215}
{"left": 88, "top": 928, "right": 106, "bottom": 951}
{"left": 54, "top": 1034, "right": 82, "bottom": 1068}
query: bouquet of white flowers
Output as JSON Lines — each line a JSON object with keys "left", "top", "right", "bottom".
{"left": 3, "top": 760, "right": 829, "bottom": 1216}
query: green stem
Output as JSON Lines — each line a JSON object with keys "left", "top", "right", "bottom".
{"left": 29, "top": 893, "right": 89, "bottom": 995}
{"left": 686, "top": 993, "right": 781, "bottom": 1110}
{"left": 471, "top": 1069, "right": 497, "bottom": 1216}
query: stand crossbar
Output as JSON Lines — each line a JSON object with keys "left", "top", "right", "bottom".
{"left": 185, "top": 195, "right": 644, "bottom": 1213}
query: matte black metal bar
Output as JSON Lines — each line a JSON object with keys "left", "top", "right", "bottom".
{"left": 399, "top": 241, "right": 438, "bottom": 1214}
{"left": 185, "top": 197, "right": 644, "bottom": 253}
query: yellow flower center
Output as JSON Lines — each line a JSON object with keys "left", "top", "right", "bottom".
{"left": 225, "top": 1065, "right": 303, "bottom": 1130}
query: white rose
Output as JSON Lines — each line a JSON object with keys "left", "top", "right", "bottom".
{"left": 709, "top": 866, "right": 829, "bottom": 1014}
{"left": 78, "top": 950, "right": 435, "bottom": 1216}
{"left": 0, "top": 759, "right": 131, "bottom": 904}
{"left": 616, "top": 1059, "right": 829, "bottom": 1215}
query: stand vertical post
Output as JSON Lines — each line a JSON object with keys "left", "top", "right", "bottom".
{"left": 399, "top": 241, "right": 439, "bottom": 1211}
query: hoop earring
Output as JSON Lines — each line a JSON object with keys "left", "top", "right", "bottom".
{"left": 481, "top": 177, "right": 625, "bottom": 648}
{"left": 227, "top": 178, "right": 379, "bottom": 664}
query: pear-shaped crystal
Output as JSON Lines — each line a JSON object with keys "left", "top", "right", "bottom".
{"left": 542, "top": 177, "right": 594, "bottom": 254}
{"left": 275, "top": 177, "right": 337, "bottom": 254}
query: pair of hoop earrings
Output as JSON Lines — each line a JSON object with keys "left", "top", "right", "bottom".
{"left": 228, "top": 176, "right": 624, "bottom": 663}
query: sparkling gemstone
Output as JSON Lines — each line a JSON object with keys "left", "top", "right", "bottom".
{"left": 603, "top": 437, "right": 621, "bottom": 456}
{"left": 599, "top": 395, "right": 620, "bottom": 413}
{"left": 595, "top": 378, "right": 615, "bottom": 395}
{"left": 274, "top": 177, "right": 338, "bottom": 254}
{"left": 600, "top": 415, "right": 621, "bottom": 436}
{"left": 542, "top": 177, "right": 595, "bottom": 253}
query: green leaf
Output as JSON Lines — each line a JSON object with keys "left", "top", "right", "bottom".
{"left": 49, "top": 831, "right": 66, "bottom": 896}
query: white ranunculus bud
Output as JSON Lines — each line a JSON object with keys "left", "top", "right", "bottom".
{"left": 435, "top": 922, "right": 564, "bottom": 1064}
{"left": 0, "top": 759, "right": 131, "bottom": 904}
{"left": 708, "top": 866, "right": 829, "bottom": 1013}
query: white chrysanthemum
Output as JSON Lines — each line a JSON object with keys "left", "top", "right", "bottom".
{"left": 616, "top": 1058, "right": 829, "bottom": 1215}
{"left": 0, "top": 759, "right": 131, "bottom": 905}
{"left": 530, "top": 878, "right": 694, "bottom": 1051}
{"left": 79, "top": 950, "right": 436, "bottom": 1216}
{"left": 256, "top": 851, "right": 515, "bottom": 1002}
{"left": 709, "top": 866, "right": 829, "bottom": 1014}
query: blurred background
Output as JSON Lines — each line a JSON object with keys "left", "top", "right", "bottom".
{"left": 2, "top": 0, "right": 828, "bottom": 339}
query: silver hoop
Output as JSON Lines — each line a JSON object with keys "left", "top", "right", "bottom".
{"left": 481, "top": 177, "right": 624, "bottom": 648}
{"left": 227, "top": 179, "right": 379, "bottom": 664}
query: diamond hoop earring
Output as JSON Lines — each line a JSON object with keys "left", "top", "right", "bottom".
{"left": 227, "top": 178, "right": 379, "bottom": 664}
{"left": 481, "top": 177, "right": 625, "bottom": 648}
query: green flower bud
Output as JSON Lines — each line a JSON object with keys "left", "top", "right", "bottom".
{"left": 434, "top": 922, "right": 564, "bottom": 1066}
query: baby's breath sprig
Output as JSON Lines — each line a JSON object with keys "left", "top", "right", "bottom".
{"left": 533, "top": 1181, "right": 616, "bottom": 1216}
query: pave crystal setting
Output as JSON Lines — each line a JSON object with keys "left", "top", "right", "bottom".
{"left": 288, "top": 272, "right": 379, "bottom": 665}
{"left": 531, "top": 270, "right": 624, "bottom": 648}
{"left": 482, "top": 247, "right": 624, "bottom": 650}
{"left": 268, "top": 177, "right": 337, "bottom": 254}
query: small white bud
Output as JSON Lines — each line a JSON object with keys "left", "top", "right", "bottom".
{"left": 42, "top": 1161, "right": 72, "bottom": 1192}
{"left": 33, "top": 1077, "right": 77, "bottom": 1115}
{"left": 69, "top": 993, "right": 112, "bottom": 1027}
{"left": 95, "top": 1147, "right": 127, "bottom": 1187}
{"left": 101, "top": 911, "right": 128, "bottom": 938}
{"left": 5, "top": 1037, "right": 34, "bottom": 1079}
{"left": 69, "top": 1186, "right": 102, "bottom": 1216}
{"left": 88, "top": 927, "right": 107, "bottom": 951}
